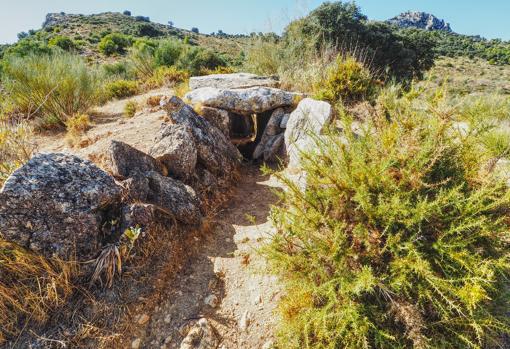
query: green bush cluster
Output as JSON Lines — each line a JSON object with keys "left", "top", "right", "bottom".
{"left": 48, "top": 35, "right": 76, "bottom": 51}
{"left": 284, "top": 2, "right": 435, "bottom": 81}
{"left": 314, "top": 56, "right": 376, "bottom": 105}
{"left": 1, "top": 53, "right": 101, "bottom": 126}
{"left": 265, "top": 86, "right": 510, "bottom": 348}
{"left": 128, "top": 39, "right": 227, "bottom": 79}
{"left": 104, "top": 79, "right": 139, "bottom": 99}
{"left": 98, "top": 33, "right": 132, "bottom": 56}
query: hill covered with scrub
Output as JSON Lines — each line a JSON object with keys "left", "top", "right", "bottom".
{"left": 2, "top": 1, "right": 510, "bottom": 349}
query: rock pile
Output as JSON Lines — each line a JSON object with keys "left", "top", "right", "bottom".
{"left": 184, "top": 75, "right": 303, "bottom": 162}
{"left": 0, "top": 95, "right": 241, "bottom": 261}
{"left": 0, "top": 72, "right": 334, "bottom": 263}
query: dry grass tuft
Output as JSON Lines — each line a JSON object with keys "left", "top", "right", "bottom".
{"left": 89, "top": 244, "right": 122, "bottom": 289}
{"left": 0, "top": 238, "right": 75, "bottom": 343}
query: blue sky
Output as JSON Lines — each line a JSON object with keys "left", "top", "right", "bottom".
{"left": 0, "top": 0, "right": 509, "bottom": 44}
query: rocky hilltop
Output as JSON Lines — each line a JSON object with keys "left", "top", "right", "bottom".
{"left": 388, "top": 11, "right": 452, "bottom": 32}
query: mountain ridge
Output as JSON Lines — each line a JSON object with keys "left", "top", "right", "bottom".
{"left": 388, "top": 11, "right": 452, "bottom": 32}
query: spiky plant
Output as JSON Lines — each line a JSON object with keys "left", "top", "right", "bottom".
{"left": 265, "top": 87, "right": 510, "bottom": 348}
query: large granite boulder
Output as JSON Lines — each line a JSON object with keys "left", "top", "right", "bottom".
{"left": 184, "top": 87, "right": 299, "bottom": 114}
{"left": 284, "top": 98, "right": 334, "bottom": 169}
{"left": 109, "top": 140, "right": 167, "bottom": 178}
{"left": 160, "top": 96, "right": 242, "bottom": 178}
{"left": 149, "top": 124, "right": 197, "bottom": 180}
{"left": 0, "top": 153, "right": 122, "bottom": 260}
{"left": 189, "top": 73, "right": 279, "bottom": 90}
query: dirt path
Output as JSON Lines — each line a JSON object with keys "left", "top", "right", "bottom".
{"left": 33, "top": 90, "right": 284, "bottom": 349}
{"left": 142, "top": 165, "right": 283, "bottom": 349}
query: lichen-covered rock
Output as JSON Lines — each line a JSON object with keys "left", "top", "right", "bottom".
{"left": 121, "top": 170, "right": 150, "bottom": 202}
{"left": 200, "top": 106, "right": 230, "bottom": 137}
{"left": 120, "top": 203, "right": 157, "bottom": 233}
{"left": 189, "top": 73, "right": 279, "bottom": 90}
{"left": 184, "top": 87, "right": 299, "bottom": 114}
{"left": 252, "top": 108, "right": 285, "bottom": 160}
{"left": 109, "top": 140, "right": 167, "bottom": 178}
{"left": 160, "top": 96, "right": 241, "bottom": 178}
{"left": 0, "top": 153, "right": 122, "bottom": 260}
{"left": 284, "top": 98, "right": 333, "bottom": 169}
{"left": 145, "top": 171, "right": 202, "bottom": 225}
{"left": 149, "top": 124, "right": 197, "bottom": 180}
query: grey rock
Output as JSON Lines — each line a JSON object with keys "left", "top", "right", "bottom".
{"left": 263, "top": 133, "right": 285, "bottom": 162}
{"left": 200, "top": 106, "right": 230, "bottom": 137}
{"left": 0, "top": 153, "right": 122, "bottom": 260}
{"left": 120, "top": 203, "right": 157, "bottom": 232}
{"left": 388, "top": 11, "right": 452, "bottom": 32}
{"left": 160, "top": 96, "right": 241, "bottom": 178}
{"left": 109, "top": 140, "right": 167, "bottom": 178}
{"left": 280, "top": 113, "right": 290, "bottom": 128}
{"left": 150, "top": 124, "right": 197, "bottom": 180}
{"left": 179, "top": 318, "right": 219, "bottom": 349}
{"left": 284, "top": 98, "right": 333, "bottom": 169}
{"left": 121, "top": 171, "right": 150, "bottom": 202}
{"left": 252, "top": 108, "right": 285, "bottom": 160}
{"left": 189, "top": 73, "right": 279, "bottom": 90}
{"left": 145, "top": 171, "right": 202, "bottom": 225}
{"left": 184, "top": 87, "right": 299, "bottom": 114}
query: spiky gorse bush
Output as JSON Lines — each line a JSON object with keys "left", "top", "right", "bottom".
{"left": 266, "top": 88, "right": 510, "bottom": 348}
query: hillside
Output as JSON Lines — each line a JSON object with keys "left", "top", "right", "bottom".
{"left": 4, "top": 11, "right": 247, "bottom": 62}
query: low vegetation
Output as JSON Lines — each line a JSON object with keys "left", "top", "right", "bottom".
{"left": 104, "top": 79, "right": 139, "bottom": 99}
{"left": 0, "top": 119, "right": 36, "bottom": 186}
{"left": 0, "top": 239, "right": 74, "bottom": 343}
{"left": 266, "top": 84, "right": 510, "bottom": 348}
{"left": 123, "top": 100, "right": 137, "bottom": 118}
{"left": 1, "top": 53, "right": 101, "bottom": 127}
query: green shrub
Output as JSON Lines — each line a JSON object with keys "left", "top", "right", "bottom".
{"left": 135, "top": 23, "right": 162, "bottom": 37}
{"left": 154, "top": 39, "right": 184, "bottom": 67}
{"left": 48, "top": 35, "right": 76, "bottom": 51}
{"left": 265, "top": 89, "right": 510, "bottom": 348}
{"left": 101, "top": 61, "right": 134, "bottom": 80}
{"left": 2, "top": 53, "right": 101, "bottom": 125}
{"left": 145, "top": 66, "right": 189, "bottom": 88}
{"left": 65, "top": 113, "right": 91, "bottom": 135}
{"left": 123, "top": 101, "right": 137, "bottom": 118}
{"left": 3, "top": 37, "right": 53, "bottom": 58}
{"left": 314, "top": 56, "right": 376, "bottom": 105}
{"left": 104, "top": 80, "right": 139, "bottom": 99}
{"left": 98, "top": 33, "right": 132, "bottom": 56}
{"left": 244, "top": 37, "right": 281, "bottom": 76}
{"left": 128, "top": 44, "right": 157, "bottom": 79}
{"left": 177, "top": 47, "right": 227, "bottom": 75}
{"left": 282, "top": 1, "right": 436, "bottom": 81}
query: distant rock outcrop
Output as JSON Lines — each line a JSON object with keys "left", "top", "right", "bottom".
{"left": 388, "top": 11, "right": 452, "bottom": 32}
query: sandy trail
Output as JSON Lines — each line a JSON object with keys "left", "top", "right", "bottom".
{"left": 143, "top": 165, "right": 283, "bottom": 349}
